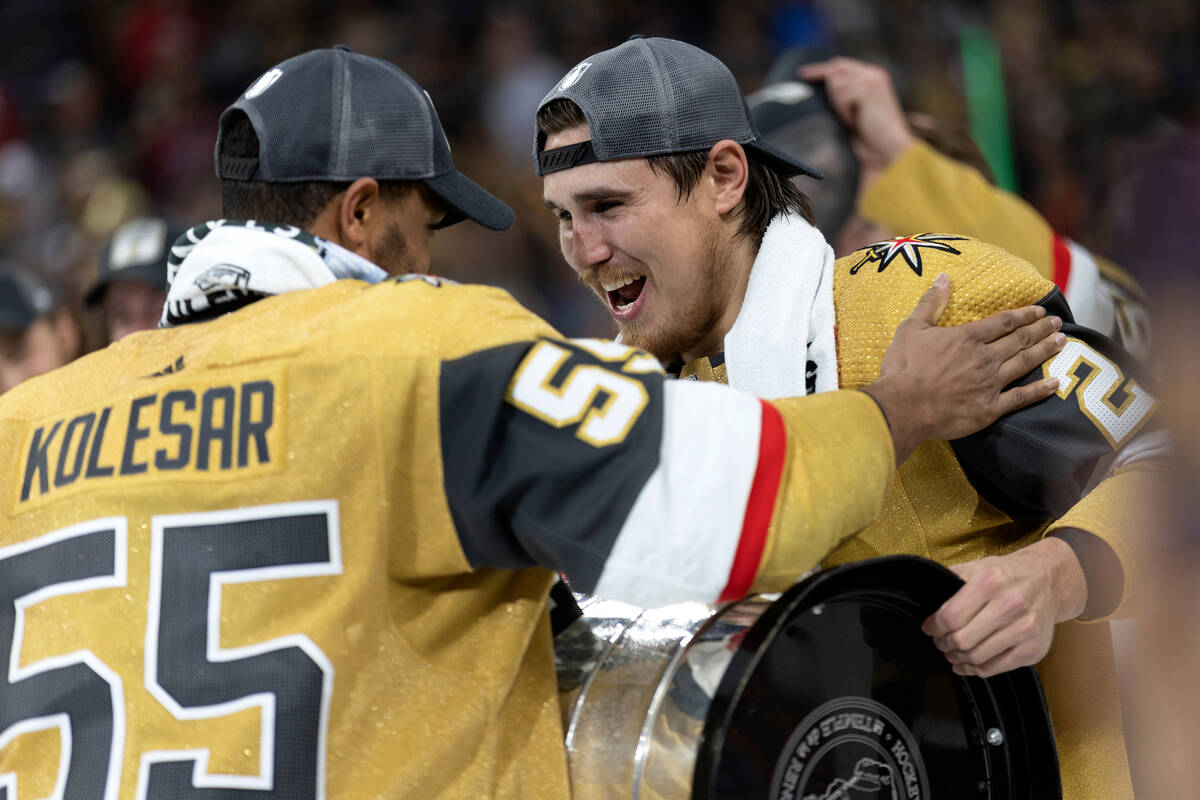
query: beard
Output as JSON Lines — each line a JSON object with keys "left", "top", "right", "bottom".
{"left": 615, "top": 224, "right": 735, "bottom": 365}
{"left": 374, "top": 224, "right": 417, "bottom": 276}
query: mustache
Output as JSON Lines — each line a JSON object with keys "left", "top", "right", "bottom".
{"left": 579, "top": 262, "right": 648, "bottom": 289}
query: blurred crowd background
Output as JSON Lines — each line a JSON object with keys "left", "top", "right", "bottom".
{"left": 1, "top": 0, "right": 1197, "bottom": 338}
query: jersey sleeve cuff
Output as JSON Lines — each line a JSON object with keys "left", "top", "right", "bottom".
{"left": 1043, "top": 465, "right": 1156, "bottom": 620}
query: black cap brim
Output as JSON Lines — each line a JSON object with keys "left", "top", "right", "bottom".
{"left": 0, "top": 273, "right": 36, "bottom": 331}
{"left": 0, "top": 307, "right": 34, "bottom": 331}
{"left": 747, "top": 139, "right": 824, "bottom": 181}
{"left": 84, "top": 263, "right": 170, "bottom": 308}
{"left": 424, "top": 170, "right": 515, "bottom": 231}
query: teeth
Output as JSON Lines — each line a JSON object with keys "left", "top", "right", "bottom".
{"left": 601, "top": 275, "right": 641, "bottom": 292}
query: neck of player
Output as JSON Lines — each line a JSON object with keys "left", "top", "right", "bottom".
{"left": 680, "top": 233, "right": 758, "bottom": 364}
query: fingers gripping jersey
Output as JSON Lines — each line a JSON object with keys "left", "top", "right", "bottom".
{"left": 0, "top": 278, "right": 893, "bottom": 799}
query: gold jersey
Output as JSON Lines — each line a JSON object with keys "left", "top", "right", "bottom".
{"left": 683, "top": 234, "right": 1161, "bottom": 800}
{"left": 0, "top": 274, "right": 896, "bottom": 799}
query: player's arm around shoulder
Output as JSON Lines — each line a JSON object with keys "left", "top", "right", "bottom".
{"left": 423, "top": 251, "right": 1070, "bottom": 608}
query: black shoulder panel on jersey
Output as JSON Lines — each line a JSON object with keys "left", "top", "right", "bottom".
{"left": 439, "top": 339, "right": 664, "bottom": 590}
{"left": 951, "top": 288, "right": 1161, "bottom": 519}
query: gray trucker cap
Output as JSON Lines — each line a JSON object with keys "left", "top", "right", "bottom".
{"left": 217, "top": 46, "right": 514, "bottom": 231}
{"left": 534, "top": 36, "right": 822, "bottom": 180}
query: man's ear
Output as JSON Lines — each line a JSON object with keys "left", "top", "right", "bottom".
{"left": 334, "top": 177, "right": 382, "bottom": 252}
{"left": 707, "top": 140, "right": 749, "bottom": 216}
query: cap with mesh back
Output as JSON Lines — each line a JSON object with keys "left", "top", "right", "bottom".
{"left": 85, "top": 215, "right": 187, "bottom": 307}
{"left": 217, "top": 45, "right": 513, "bottom": 231}
{"left": 534, "top": 36, "right": 822, "bottom": 180}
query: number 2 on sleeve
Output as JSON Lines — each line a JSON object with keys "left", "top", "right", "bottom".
{"left": 1042, "top": 338, "right": 1157, "bottom": 448}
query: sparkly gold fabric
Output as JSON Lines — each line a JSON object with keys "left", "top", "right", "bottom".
{"left": 831, "top": 238, "right": 1134, "bottom": 800}
{"left": 678, "top": 357, "right": 727, "bottom": 384}
{"left": 0, "top": 280, "right": 570, "bottom": 799}
{"left": 755, "top": 391, "right": 893, "bottom": 592}
{"left": 834, "top": 234, "right": 1054, "bottom": 389}
{"left": 1046, "top": 463, "right": 1159, "bottom": 620}
{"left": 683, "top": 236, "right": 1137, "bottom": 800}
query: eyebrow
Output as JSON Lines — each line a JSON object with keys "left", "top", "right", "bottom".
{"left": 543, "top": 187, "right": 635, "bottom": 211}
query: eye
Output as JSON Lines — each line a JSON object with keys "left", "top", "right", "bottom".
{"left": 594, "top": 201, "right": 621, "bottom": 213}
{"left": 556, "top": 209, "right": 572, "bottom": 223}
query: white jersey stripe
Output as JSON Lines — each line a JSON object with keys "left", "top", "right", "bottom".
{"left": 1063, "top": 239, "right": 1114, "bottom": 337}
{"left": 592, "top": 381, "right": 762, "bottom": 607}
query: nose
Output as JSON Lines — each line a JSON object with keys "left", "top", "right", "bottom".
{"left": 563, "top": 218, "right": 612, "bottom": 273}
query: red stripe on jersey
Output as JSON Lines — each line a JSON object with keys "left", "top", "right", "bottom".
{"left": 718, "top": 400, "right": 786, "bottom": 603}
{"left": 1052, "top": 234, "right": 1072, "bottom": 291}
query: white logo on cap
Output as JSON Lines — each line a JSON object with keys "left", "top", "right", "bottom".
{"left": 556, "top": 62, "right": 591, "bottom": 92}
{"left": 31, "top": 286, "right": 53, "bottom": 314}
{"left": 245, "top": 68, "right": 283, "bottom": 99}
{"left": 109, "top": 218, "right": 167, "bottom": 270}
{"left": 749, "top": 81, "right": 814, "bottom": 107}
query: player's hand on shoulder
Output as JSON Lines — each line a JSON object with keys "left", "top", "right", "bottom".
{"left": 862, "top": 273, "right": 1065, "bottom": 462}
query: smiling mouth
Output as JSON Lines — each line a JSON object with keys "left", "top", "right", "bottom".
{"left": 601, "top": 275, "right": 647, "bottom": 314}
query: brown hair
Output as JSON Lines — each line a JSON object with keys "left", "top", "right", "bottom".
{"left": 537, "top": 99, "right": 813, "bottom": 245}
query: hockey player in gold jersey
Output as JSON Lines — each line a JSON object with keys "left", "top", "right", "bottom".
{"left": 535, "top": 37, "right": 1165, "bottom": 800}
{"left": 0, "top": 47, "right": 1068, "bottom": 800}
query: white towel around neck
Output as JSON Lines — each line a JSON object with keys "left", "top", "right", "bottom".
{"left": 723, "top": 213, "right": 838, "bottom": 399}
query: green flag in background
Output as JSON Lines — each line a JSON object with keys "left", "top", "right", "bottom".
{"left": 961, "top": 25, "right": 1018, "bottom": 192}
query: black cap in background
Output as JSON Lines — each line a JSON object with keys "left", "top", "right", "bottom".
{"left": 747, "top": 46, "right": 861, "bottom": 238}
{"left": 0, "top": 269, "right": 56, "bottom": 332}
{"left": 86, "top": 216, "right": 187, "bottom": 307}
